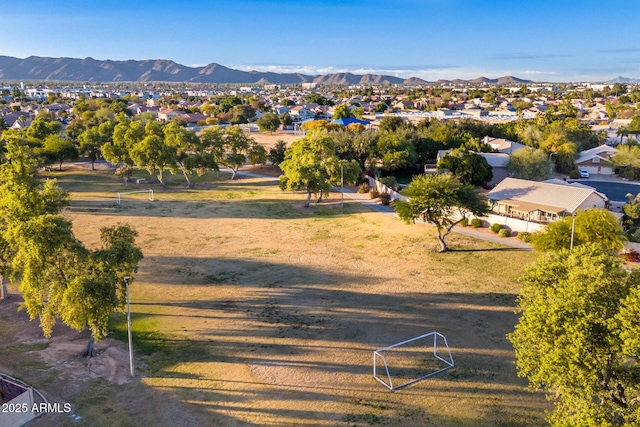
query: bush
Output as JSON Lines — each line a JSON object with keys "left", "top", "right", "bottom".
{"left": 490, "top": 223, "right": 504, "bottom": 233}
{"left": 370, "top": 189, "right": 380, "bottom": 199}
{"left": 499, "top": 228, "right": 511, "bottom": 238}
{"left": 460, "top": 218, "right": 469, "bottom": 227}
{"left": 357, "top": 182, "right": 370, "bottom": 193}
{"left": 568, "top": 169, "right": 581, "bottom": 179}
{"left": 471, "top": 218, "right": 483, "bottom": 228}
{"left": 517, "top": 231, "right": 532, "bottom": 242}
{"left": 379, "top": 194, "right": 391, "bottom": 205}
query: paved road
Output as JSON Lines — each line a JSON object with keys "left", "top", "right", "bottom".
{"left": 578, "top": 180, "right": 640, "bottom": 202}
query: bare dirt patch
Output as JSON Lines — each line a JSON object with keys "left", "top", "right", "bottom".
{"left": 1, "top": 170, "right": 550, "bottom": 426}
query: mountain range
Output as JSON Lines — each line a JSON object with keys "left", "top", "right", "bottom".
{"left": 0, "top": 55, "right": 537, "bottom": 85}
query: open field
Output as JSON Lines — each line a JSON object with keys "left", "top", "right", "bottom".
{"left": 0, "top": 167, "right": 550, "bottom": 426}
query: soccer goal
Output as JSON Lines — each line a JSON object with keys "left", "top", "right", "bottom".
{"left": 373, "top": 331, "right": 454, "bottom": 391}
{"left": 116, "top": 189, "right": 154, "bottom": 205}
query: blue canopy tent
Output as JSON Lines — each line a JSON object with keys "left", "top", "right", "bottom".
{"left": 332, "top": 118, "right": 371, "bottom": 127}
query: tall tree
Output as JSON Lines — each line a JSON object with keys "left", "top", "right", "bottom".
{"left": 102, "top": 115, "right": 144, "bottom": 182}
{"left": 508, "top": 245, "right": 640, "bottom": 426}
{"left": 256, "top": 113, "right": 280, "bottom": 133}
{"left": 394, "top": 173, "right": 489, "bottom": 252}
{"left": 436, "top": 148, "right": 493, "bottom": 186}
{"left": 279, "top": 132, "right": 361, "bottom": 207}
{"left": 78, "top": 121, "right": 114, "bottom": 170}
{"left": 0, "top": 140, "right": 69, "bottom": 300}
{"left": 201, "top": 126, "right": 253, "bottom": 180}
{"left": 506, "top": 147, "right": 551, "bottom": 181}
{"left": 268, "top": 140, "right": 287, "bottom": 166}
{"left": 130, "top": 132, "right": 175, "bottom": 189}
{"left": 38, "top": 134, "right": 79, "bottom": 171}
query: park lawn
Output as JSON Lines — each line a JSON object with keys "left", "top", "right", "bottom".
{"left": 0, "top": 166, "right": 550, "bottom": 426}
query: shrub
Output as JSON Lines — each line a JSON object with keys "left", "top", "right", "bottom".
{"left": 471, "top": 218, "right": 483, "bottom": 228}
{"left": 490, "top": 223, "right": 503, "bottom": 233}
{"left": 460, "top": 218, "right": 469, "bottom": 227}
{"left": 379, "top": 194, "right": 391, "bottom": 205}
{"left": 517, "top": 231, "right": 532, "bottom": 242}
{"left": 357, "top": 182, "right": 370, "bottom": 193}
{"left": 499, "top": 228, "right": 511, "bottom": 238}
{"left": 568, "top": 169, "right": 581, "bottom": 179}
{"left": 370, "top": 189, "right": 380, "bottom": 199}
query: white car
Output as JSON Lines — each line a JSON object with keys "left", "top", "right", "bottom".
{"left": 579, "top": 169, "right": 590, "bottom": 178}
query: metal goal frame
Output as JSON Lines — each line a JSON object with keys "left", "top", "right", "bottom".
{"left": 373, "top": 331, "right": 454, "bottom": 391}
{"left": 116, "top": 189, "right": 154, "bottom": 205}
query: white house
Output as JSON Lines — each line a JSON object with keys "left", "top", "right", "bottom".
{"left": 289, "top": 106, "right": 315, "bottom": 121}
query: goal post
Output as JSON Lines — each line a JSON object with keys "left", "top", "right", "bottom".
{"left": 373, "top": 331, "right": 454, "bottom": 391}
{"left": 116, "top": 189, "right": 154, "bottom": 205}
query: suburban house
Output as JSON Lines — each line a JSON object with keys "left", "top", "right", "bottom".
{"left": 289, "top": 106, "right": 315, "bottom": 121}
{"left": 482, "top": 136, "right": 526, "bottom": 154}
{"left": 575, "top": 145, "right": 618, "bottom": 175}
{"left": 158, "top": 108, "right": 188, "bottom": 122}
{"left": 486, "top": 177, "right": 608, "bottom": 223}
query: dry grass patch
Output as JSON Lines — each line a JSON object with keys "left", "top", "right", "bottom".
{"left": 0, "top": 167, "right": 550, "bottom": 426}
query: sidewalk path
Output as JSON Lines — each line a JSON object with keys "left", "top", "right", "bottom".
{"left": 229, "top": 169, "right": 532, "bottom": 250}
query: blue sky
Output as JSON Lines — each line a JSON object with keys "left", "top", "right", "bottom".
{"left": 1, "top": 0, "right": 639, "bottom": 82}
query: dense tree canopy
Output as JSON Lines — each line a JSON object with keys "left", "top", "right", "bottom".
{"left": 279, "top": 132, "right": 361, "bottom": 207}
{"left": 508, "top": 245, "right": 640, "bottom": 426}
{"left": 506, "top": 147, "right": 552, "bottom": 181}
{"left": 436, "top": 148, "right": 493, "bottom": 186}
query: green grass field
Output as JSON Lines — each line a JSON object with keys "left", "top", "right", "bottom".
{"left": 0, "top": 166, "right": 550, "bottom": 426}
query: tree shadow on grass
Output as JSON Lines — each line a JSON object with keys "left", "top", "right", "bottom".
{"left": 96, "top": 254, "right": 550, "bottom": 425}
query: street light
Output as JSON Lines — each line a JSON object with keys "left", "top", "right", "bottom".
{"left": 124, "top": 276, "right": 134, "bottom": 377}
{"left": 570, "top": 213, "right": 577, "bottom": 252}
{"left": 340, "top": 162, "right": 344, "bottom": 208}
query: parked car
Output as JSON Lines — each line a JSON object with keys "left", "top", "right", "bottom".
{"left": 579, "top": 169, "right": 590, "bottom": 178}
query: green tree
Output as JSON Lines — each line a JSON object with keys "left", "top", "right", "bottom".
{"left": 279, "top": 132, "right": 361, "bottom": 207}
{"left": 371, "top": 133, "right": 418, "bottom": 173}
{"left": 230, "top": 104, "right": 256, "bottom": 124}
{"left": 248, "top": 141, "right": 268, "bottom": 167}
{"left": 393, "top": 173, "right": 489, "bottom": 252}
{"left": 378, "top": 116, "right": 405, "bottom": 133}
{"left": 162, "top": 121, "right": 214, "bottom": 188}
{"left": 102, "top": 115, "right": 144, "bottom": 182}
{"left": 333, "top": 104, "right": 354, "bottom": 120}
{"left": 200, "top": 126, "right": 253, "bottom": 180}
{"left": 0, "top": 140, "right": 69, "bottom": 300}
{"left": 508, "top": 245, "right": 640, "bottom": 426}
{"left": 531, "top": 208, "right": 627, "bottom": 252}
{"left": 78, "top": 121, "right": 114, "bottom": 170}
{"left": 256, "top": 113, "right": 280, "bottom": 133}
{"left": 130, "top": 122, "right": 176, "bottom": 189}
{"left": 436, "top": 149, "right": 493, "bottom": 186}
{"left": 506, "top": 147, "right": 552, "bottom": 180}
{"left": 37, "top": 134, "right": 79, "bottom": 171}
{"left": 26, "top": 114, "right": 62, "bottom": 141}
{"left": 268, "top": 140, "right": 287, "bottom": 166}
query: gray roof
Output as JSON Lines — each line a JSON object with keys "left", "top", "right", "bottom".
{"left": 487, "top": 177, "right": 607, "bottom": 213}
